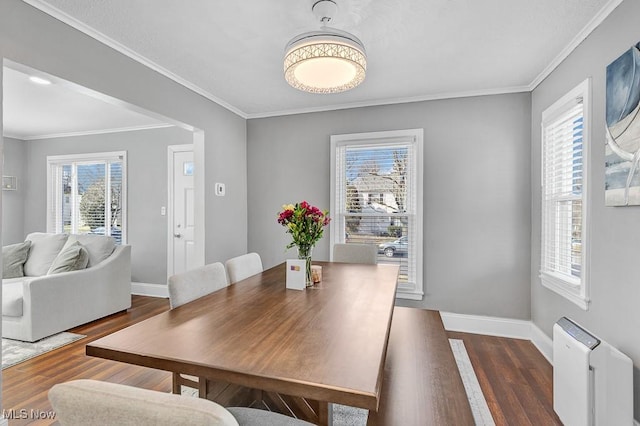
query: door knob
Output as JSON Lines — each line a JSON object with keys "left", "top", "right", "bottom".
{"left": 174, "top": 233, "right": 182, "bottom": 238}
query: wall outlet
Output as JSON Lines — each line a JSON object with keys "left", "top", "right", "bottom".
{"left": 215, "top": 182, "right": 226, "bottom": 196}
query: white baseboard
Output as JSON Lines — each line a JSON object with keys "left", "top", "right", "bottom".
{"left": 440, "top": 312, "right": 554, "bottom": 363}
{"left": 440, "top": 311, "right": 532, "bottom": 340}
{"left": 530, "top": 323, "right": 553, "bottom": 363}
{"left": 131, "top": 282, "right": 169, "bottom": 298}
{"left": 438, "top": 313, "right": 640, "bottom": 423}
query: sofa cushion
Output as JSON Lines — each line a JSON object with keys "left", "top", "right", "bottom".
{"left": 67, "top": 234, "right": 116, "bottom": 267}
{"left": 3, "top": 279, "right": 24, "bottom": 317}
{"left": 2, "top": 241, "right": 32, "bottom": 279}
{"left": 23, "top": 233, "right": 69, "bottom": 277}
{"left": 47, "top": 241, "right": 90, "bottom": 275}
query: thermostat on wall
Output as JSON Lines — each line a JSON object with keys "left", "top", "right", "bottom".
{"left": 215, "top": 182, "right": 226, "bottom": 196}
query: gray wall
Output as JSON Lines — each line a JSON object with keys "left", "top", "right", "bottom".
{"left": 2, "top": 137, "right": 26, "bottom": 245}
{"left": 22, "top": 127, "right": 191, "bottom": 284}
{"left": 530, "top": 0, "right": 640, "bottom": 417}
{"left": 0, "top": 0, "right": 248, "bottom": 278}
{"left": 248, "top": 93, "right": 532, "bottom": 319}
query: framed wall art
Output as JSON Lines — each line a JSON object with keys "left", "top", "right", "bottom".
{"left": 605, "top": 41, "right": 640, "bottom": 206}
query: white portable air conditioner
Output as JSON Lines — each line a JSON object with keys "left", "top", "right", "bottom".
{"left": 553, "top": 317, "right": 633, "bottom": 425}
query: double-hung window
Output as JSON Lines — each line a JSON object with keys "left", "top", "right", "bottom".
{"left": 47, "top": 151, "right": 127, "bottom": 244}
{"left": 540, "top": 79, "right": 590, "bottom": 309}
{"left": 331, "top": 129, "right": 424, "bottom": 300}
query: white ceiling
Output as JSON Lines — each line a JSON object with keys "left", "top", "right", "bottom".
{"left": 3, "top": 65, "right": 170, "bottom": 140}
{"left": 6, "top": 0, "right": 621, "bottom": 135}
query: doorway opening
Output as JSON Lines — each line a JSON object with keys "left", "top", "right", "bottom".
{"left": 1, "top": 59, "right": 205, "bottom": 286}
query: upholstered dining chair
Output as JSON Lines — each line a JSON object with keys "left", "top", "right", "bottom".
{"left": 225, "top": 252, "right": 263, "bottom": 284}
{"left": 168, "top": 262, "right": 228, "bottom": 309}
{"left": 333, "top": 243, "right": 378, "bottom": 265}
{"left": 49, "top": 379, "right": 314, "bottom": 426}
{"left": 167, "top": 262, "right": 228, "bottom": 397}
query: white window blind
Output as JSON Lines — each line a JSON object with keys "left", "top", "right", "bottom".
{"left": 331, "top": 129, "right": 424, "bottom": 300}
{"left": 47, "top": 152, "right": 126, "bottom": 244}
{"left": 540, "top": 79, "right": 590, "bottom": 309}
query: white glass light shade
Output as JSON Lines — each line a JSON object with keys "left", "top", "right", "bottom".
{"left": 284, "top": 29, "right": 367, "bottom": 94}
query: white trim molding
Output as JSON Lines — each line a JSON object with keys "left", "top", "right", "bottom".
{"left": 539, "top": 78, "right": 591, "bottom": 311}
{"left": 9, "top": 123, "right": 174, "bottom": 141}
{"left": 247, "top": 86, "right": 530, "bottom": 119}
{"left": 437, "top": 311, "right": 640, "bottom": 426}
{"left": 131, "top": 282, "right": 169, "bottom": 298}
{"left": 441, "top": 312, "right": 554, "bottom": 365}
{"left": 440, "top": 312, "right": 532, "bottom": 340}
{"left": 529, "top": 0, "right": 624, "bottom": 90}
{"left": 330, "top": 129, "right": 424, "bottom": 300}
{"left": 22, "top": 0, "right": 623, "bottom": 120}
{"left": 46, "top": 151, "right": 128, "bottom": 244}
{"left": 530, "top": 323, "right": 553, "bottom": 364}
{"left": 540, "top": 272, "right": 589, "bottom": 310}
{"left": 166, "top": 144, "right": 197, "bottom": 278}
{"left": 21, "top": 0, "right": 246, "bottom": 119}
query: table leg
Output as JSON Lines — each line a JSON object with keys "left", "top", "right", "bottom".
{"left": 204, "top": 378, "right": 332, "bottom": 425}
{"left": 318, "top": 401, "right": 333, "bottom": 426}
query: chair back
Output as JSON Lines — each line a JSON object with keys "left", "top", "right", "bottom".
{"left": 168, "top": 262, "right": 228, "bottom": 309}
{"left": 333, "top": 243, "right": 378, "bottom": 265}
{"left": 48, "top": 379, "right": 239, "bottom": 426}
{"left": 225, "top": 252, "right": 263, "bottom": 283}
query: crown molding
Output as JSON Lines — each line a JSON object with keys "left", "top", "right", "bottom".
{"left": 20, "top": 0, "right": 248, "bottom": 119}
{"left": 246, "top": 85, "right": 531, "bottom": 119}
{"left": 7, "top": 123, "right": 174, "bottom": 141}
{"left": 252, "top": 0, "right": 622, "bottom": 119}
{"left": 22, "top": 0, "right": 623, "bottom": 120}
{"left": 528, "top": 0, "right": 624, "bottom": 90}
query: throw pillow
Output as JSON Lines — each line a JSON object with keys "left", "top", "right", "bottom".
{"left": 66, "top": 234, "right": 116, "bottom": 267}
{"left": 23, "top": 233, "right": 69, "bottom": 276}
{"left": 2, "top": 241, "right": 32, "bottom": 279}
{"left": 47, "top": 241, "right": 90, "bottom": 275}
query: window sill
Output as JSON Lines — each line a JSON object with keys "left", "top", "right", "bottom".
{"left": 540, "top": 271, "right": 589, "bottom": 310}
{"left": 396, "top": 283, "right": 423, "bottom": 301}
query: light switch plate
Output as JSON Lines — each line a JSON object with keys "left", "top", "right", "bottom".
{"left": 215, "top": 182, "right": 226, "bottom": 196}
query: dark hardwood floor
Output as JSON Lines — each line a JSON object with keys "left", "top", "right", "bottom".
{"left": 448, "top": 331, "right": 562, "bottom": 425}
{"left": 2, "top": 296, "right": 171, "bottom": 426}
{"left": 2, "top": 296, "right": 561, "bottom": 425}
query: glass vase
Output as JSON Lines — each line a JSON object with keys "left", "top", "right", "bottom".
{"left": 297, "top": 245, "right": 314, "bottom": 287}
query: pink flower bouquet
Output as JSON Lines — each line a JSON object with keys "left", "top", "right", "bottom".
{"left": 277, "top": 201, "right": 331, "bottom": 251}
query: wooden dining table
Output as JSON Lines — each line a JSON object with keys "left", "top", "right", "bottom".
{"left": 86, "top": 261, "right": 399, "bottom": 425}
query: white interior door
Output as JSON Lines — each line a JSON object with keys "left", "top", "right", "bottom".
{"left": 168, "top": 145, "right": 195, "bottom": 276}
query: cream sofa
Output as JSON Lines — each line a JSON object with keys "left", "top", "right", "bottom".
{"left": 2, "top": 232, "right": 131, "bottom": 342}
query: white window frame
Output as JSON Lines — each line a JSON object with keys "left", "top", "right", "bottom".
{"left": 330, "top": 129, "right": 424, "bottom": 300}
{"left": 540, "top": 79, "right": 590, "bottom": 310}
{"left": 47, "top": 151, "right": 127, "bottom": 244}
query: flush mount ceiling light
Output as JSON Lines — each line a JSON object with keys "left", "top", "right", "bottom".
{"left": 29, "top": 75, "right": 52, "bottom": 85}
{"left": 284, "top": 0, "right": 367, "bottom": 94}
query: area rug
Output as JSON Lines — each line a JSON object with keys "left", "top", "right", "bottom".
{"left": 181, "top": 384, "right": 367, "bottom": 425}
{"left": 450, "top": 338, "right": 496, "bottom": 426}
{"left": 2, "top": 332, "right": 86, "bottom": 369}
{"left": 181, "top": 339, "right": 494, "bottom": 425}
